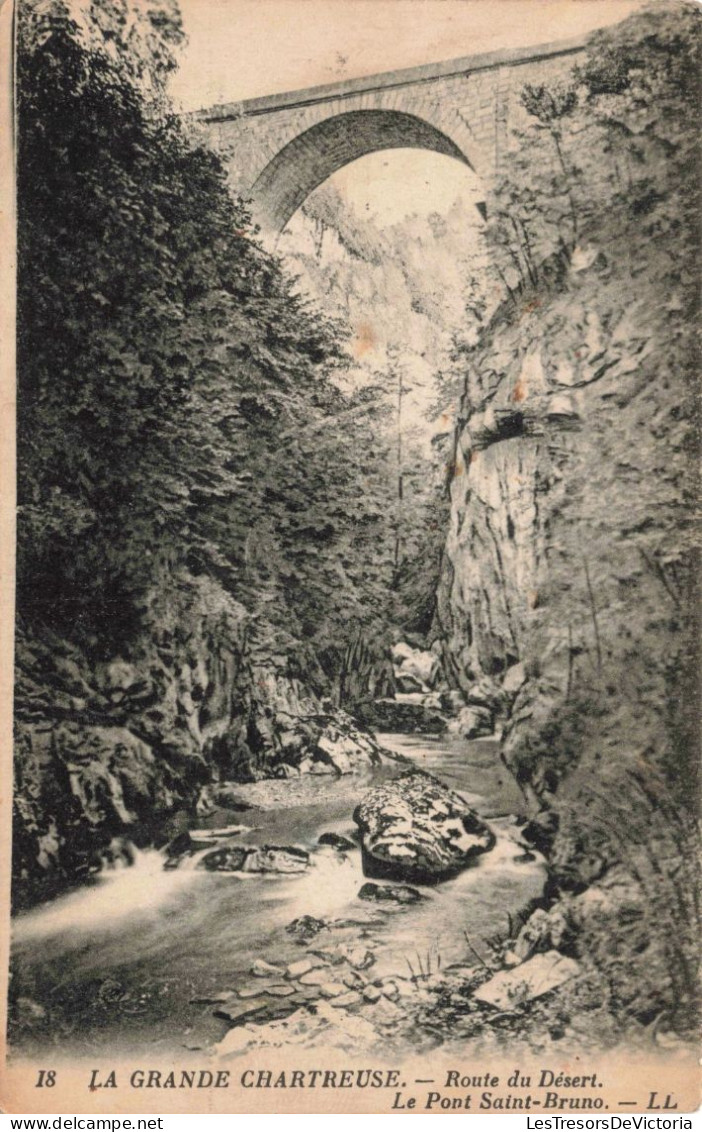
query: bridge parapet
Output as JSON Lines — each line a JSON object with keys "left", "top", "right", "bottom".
{"left": 190, "top": 35, "right": 587, "bottom": 234}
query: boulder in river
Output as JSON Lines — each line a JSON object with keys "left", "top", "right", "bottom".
{"left": 354, "top": 698, "right": 447, "bottom": 735}
{"left": 164, "top": 830, "right": 217, "bottom": 868}
{"left": 358, "top": 881, "right": 424, "bottom": 905}
{"left": 199, "top": 844, "right": 309, "bottom": 874}
{"left": 318, "top": 832, "right": 357, "bottom": 851}
{"left": 164, "top": 826, "right": 250, "bottom": 868}
{"left": 353, "top": 770, "right": 495, "bottom": 885}
{"left": 286, "top": 915, "right": 329, "bottom": 942}
{"left": 241, "top": 846, "right": 309, "bottom": 874}
{"left": 448, "top": 705, "right": 494, "bottom": 740}
{"left": 198, "top": 845, "right": 248, "bottom": 872}
{"left": 311, "top": 718, "right": 383, "bottom": 774}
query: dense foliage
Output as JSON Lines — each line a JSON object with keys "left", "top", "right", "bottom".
{"left": 17, "top": 0, "right": 403, "bottom": 685}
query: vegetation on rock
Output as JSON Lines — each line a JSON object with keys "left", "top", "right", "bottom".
{"left": 12, "top": 0, "right": 700, "bottom": 1055}
{"left": 14, "top": 0, "right": 408, "bottom": 901}
{"left": 438, "top": 3, "right": 700, "bottom": 1038}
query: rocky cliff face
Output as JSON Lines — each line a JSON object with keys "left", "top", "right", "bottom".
{"left": 13, "top": 564, "right": 394, "bottom": 909}
{"left": 280, "top": 186, "right": 486, "bottom": 446}
{"left": 13, "top": 573, "right": 250, "bottom": 905}
{"left": 434, "top": 6, "right": 701, "bottom": 1034}
{"left": 437, "top": 241, "right": 698, "bottom": 1024}
{"left": 439, "top": 236, "right": 697, "bottom": 799}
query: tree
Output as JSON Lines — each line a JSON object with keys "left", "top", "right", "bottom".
{"left": 16, "top": 0, "right": 395, "bottom": 686}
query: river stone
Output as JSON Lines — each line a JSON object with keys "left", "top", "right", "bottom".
{"left": 236, "top": 981, "right": 296, "bottom": 999}
{"left": 198, "top": 845, "right": 248, "bottom": 872}
{"left": 342, "top": 970, "right": 366, "bottom": 990}
{"left": 299, "top": 968, "right": 337, "bottom": 986}
{"left": 241, "top": 845, "right": 309, "bottom": 874}
{"left": 318, "top": 832, "right": 357, "bottom": 851}
{"left": 307, "top": 944, "right": 347, "bottom": 966}
{"left": 213, "top": 996, "right": 275, "bottom": 1024}
{"left": 236, "top": 983, "right": 277, "bottom": 999}
{"left": 447, "top": 705, "right": 493, "bottom": 740}
{"left": 353, "top": 769, "right": 495, "bottom": 885}
{"left": 317, "top": 982, "right": 348, "bottom": 999}
{"left": 200, "top": 843, "right": 308, "bottom": 874}
{"left": 377, "top": 980, "right": 401, "bottom": 1002}
{"left": 251, "top": 958, "right": 283, "bottom": 978}
{"left": 329, "top": 991, "right": 361, "bottom": 1008}
{"left": 343, "top": 947, "right": 375, "bottom": 971}
{"left": 286, "top": 956, "right": 328, "bottom": 980}
{"left": 358, "top": 881, "right": 424, "bottom": 905}
{"left": 474, "top": 951, "right": 580, "bottom": 1010}
{"left": 286, "top": 915, "right": 328, "bottom": 942}
{"left": 189, "top": 990, "right": 233, "bottom": 1005}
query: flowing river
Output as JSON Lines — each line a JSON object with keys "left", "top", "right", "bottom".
{"left": 10, "top": 733, "right": 546, "bottom": 1059}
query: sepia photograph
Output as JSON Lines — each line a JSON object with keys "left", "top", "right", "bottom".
{"left": 1, "top": 0, "right": 700, "bottom": 1115}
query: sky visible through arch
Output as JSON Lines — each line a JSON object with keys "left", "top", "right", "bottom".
{"left": 170, "top": 0, "right": 645, "bottom": 224}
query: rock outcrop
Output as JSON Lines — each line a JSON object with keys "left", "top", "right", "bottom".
{"left": 358, "top": 881, "right": 424, "bottom": 905}
{"left": 353, "top": 769, "right": 495, "bottom": 885}
{"left": 435, "top": 6, "right": 699, "bottom": 1034}
{"left": 12, "top": 570, "right": 386, "bottom": 908}
{"left": 354, "top": 697, "right": 447, "bottom": 735}
{"left": 13, "top": 573, "right": 253, "bottom": 907}
{"left": 473, "top": 951, "right": 580, "bottom": 1010}
{"left": 391, "top": 642, "right": 441, "bottom": 692}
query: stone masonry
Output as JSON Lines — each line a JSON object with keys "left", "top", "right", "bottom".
{"left": 190, "top": 37, "right": 586, "bottom": 234}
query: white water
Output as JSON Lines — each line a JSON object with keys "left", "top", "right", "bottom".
{"left": 13, "top": 848, "right": 203, "bottom": 946}
{"left": 11, "top": 733, "right": 544, "bottom": 1057}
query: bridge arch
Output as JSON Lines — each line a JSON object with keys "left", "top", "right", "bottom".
{"left": 251, "top": 109, "right": 474, "bottom": 234}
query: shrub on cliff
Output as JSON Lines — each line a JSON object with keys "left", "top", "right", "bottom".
{"left": 472, "top": 4, "right": 701, "bottom": 305}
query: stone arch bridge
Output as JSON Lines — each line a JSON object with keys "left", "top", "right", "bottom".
{"left": 192, "top": 36, "right": 586, "bottom": 236}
